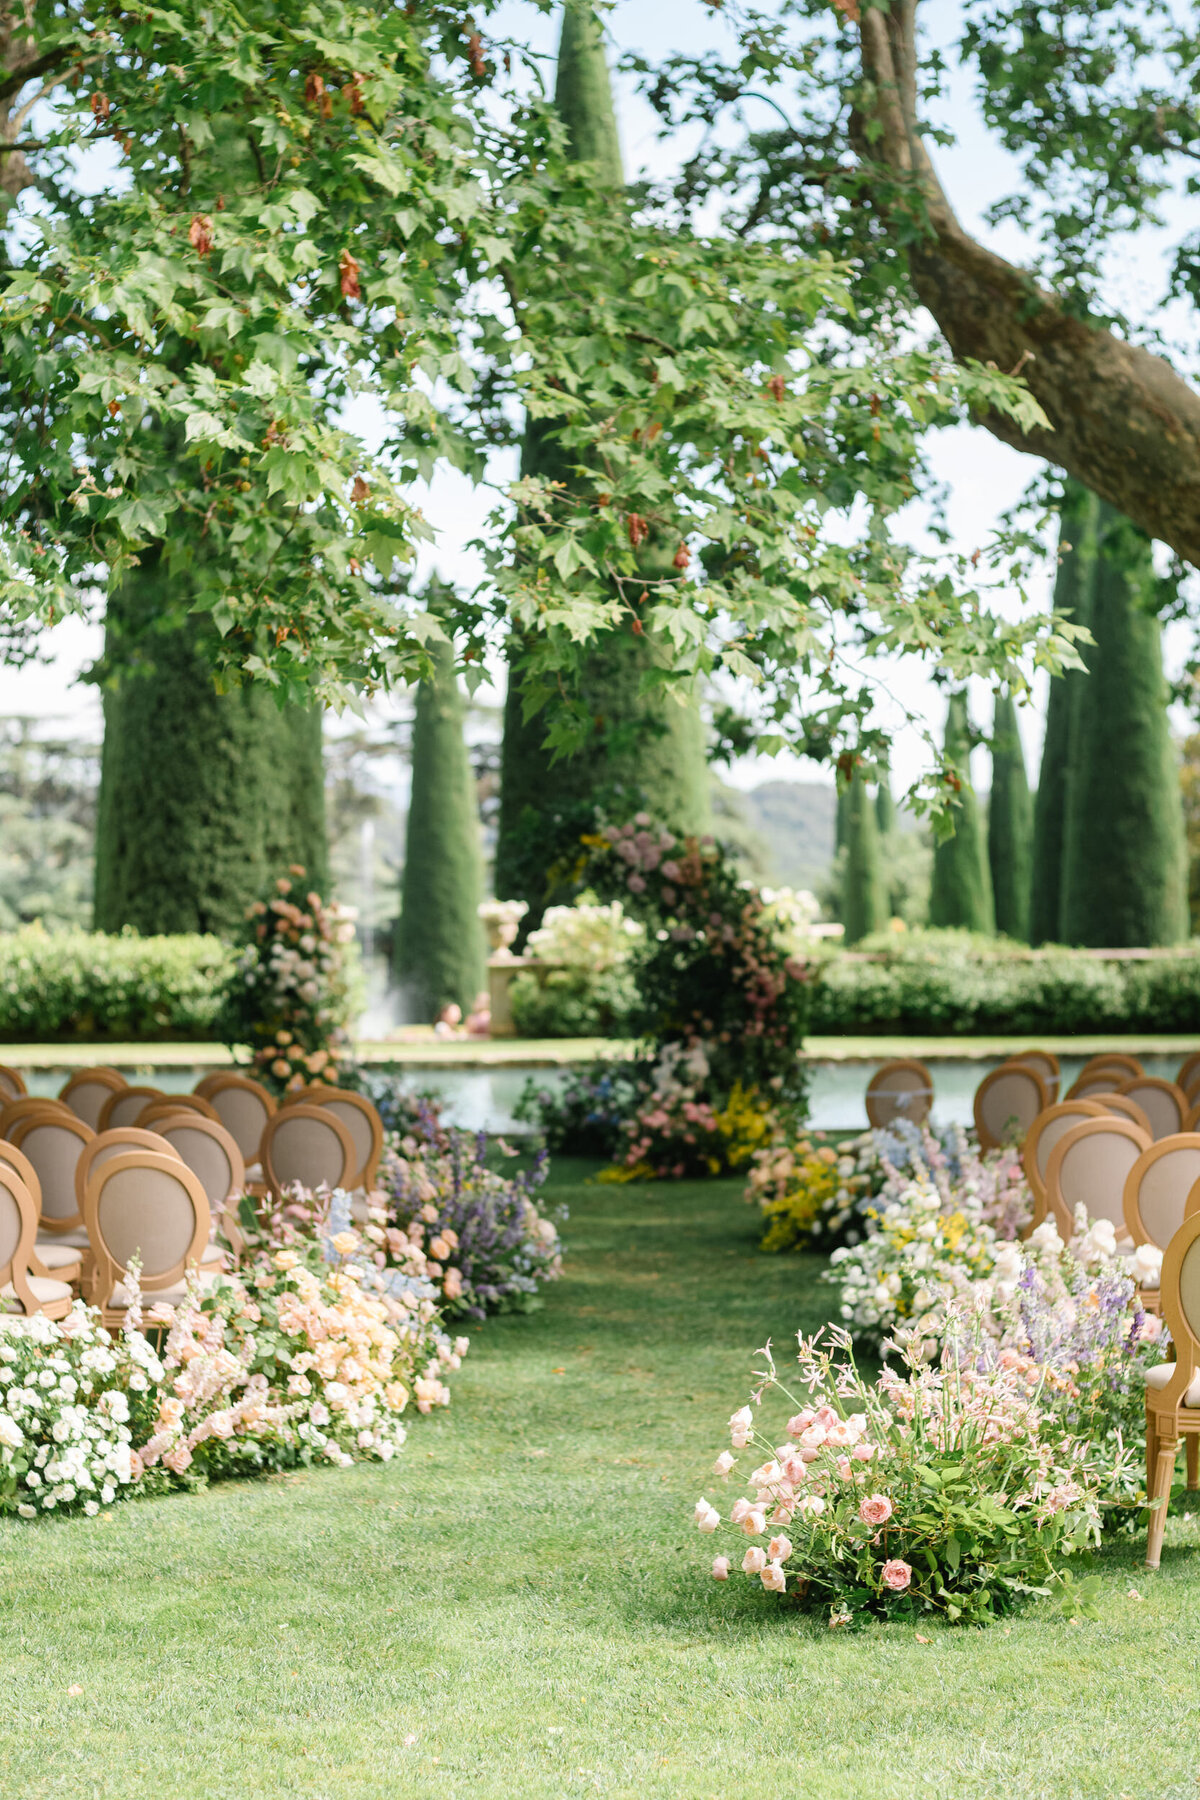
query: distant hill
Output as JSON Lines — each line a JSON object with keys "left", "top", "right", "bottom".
{"left": 712, "top": 777, "right": 837, "bottom": 892}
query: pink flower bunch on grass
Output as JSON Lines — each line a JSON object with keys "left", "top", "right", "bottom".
{"left": 696, "top": 1325, "right": 1102, "bottom": 1627}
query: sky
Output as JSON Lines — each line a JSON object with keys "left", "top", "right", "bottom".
{"left": 1, "top": 0, "right": 1193, "bottom": 807}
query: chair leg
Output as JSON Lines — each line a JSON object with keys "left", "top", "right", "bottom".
{"left": 1147, "top": 1435, "right": 1178, "bottom": 1570}
{"left": 1147, "top": 1409, "right": 1158, "bottom": 1497}
{"left": 1187, "top": 1434, "right": 1199, "bottom": 1493}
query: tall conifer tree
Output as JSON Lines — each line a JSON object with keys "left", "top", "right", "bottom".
{"left": 875, "top": 777, "right": 896, "bottom": 839}
{"left": 841, "top": 775, "right": 888, "bottom": 944}
{"left": 929, "top": 693, "right": 994, "bottom": 933}
{"left": 395, "top": 639, "right": 486, "bottom": 1019}
{"left": 1030, "top": 485, "right": 1097, "bottom": 945}
{"left": 495, "top": 0, "right": 709, "bottom": 918}
{"left": 1059, "top": 504, "right": 1187, "bottom": 946}
{"left": 988, "top": 688, "right": 1033, "bottom": 941}
{"left": 93, "top": 561, "right": 326, "bottom": 936}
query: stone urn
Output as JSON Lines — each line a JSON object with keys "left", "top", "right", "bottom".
{"left": 478, "top": 898, "right": 528, "bottom": 958}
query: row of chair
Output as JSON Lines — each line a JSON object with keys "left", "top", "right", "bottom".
{"left": 0, "top": 1064, "right": 388, "bottom": 1324}
{"left": 865, "top": 1050, "right": 1200, "bottom": 1150}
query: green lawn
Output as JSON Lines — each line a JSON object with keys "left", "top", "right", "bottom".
{"left": 2, "top": 1165, "right": 1197, "bottom": 1799}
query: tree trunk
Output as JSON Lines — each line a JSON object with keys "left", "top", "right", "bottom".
{"left": 855, "top": 3, "right": 1200, "bottom": 570}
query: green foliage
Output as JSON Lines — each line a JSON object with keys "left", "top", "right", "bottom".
{"left": 811, "top": 928, "right": 1200, "bottom": 1037}
{"left": 929, "top": 696, "right": 994, "bottom": 934}
{"left": 1031, "top": 488, "right": 1098, "bottom": 946}
{"left": 1060, "top": 504, "right": 1187, "bottom": 947}
{"left": 0, "top": 926, "right": 233, "bottom": 1039}
{"left": 841, "top": 775, "right": 888, "bottom": 944}
{"left": 395, "top": 640, "right": 485, "bottom": 1020}
{"left": 0, "top": 721, "right": 96, "bottom": 930}
{"left": 988, "top": 689, "right": 1033, "bottom": 942}
{"left": 94, "top": 563, "right": 327, "bottom": 937}
{"left": 508, "top": 894, "right": 641, "bottom": 1038}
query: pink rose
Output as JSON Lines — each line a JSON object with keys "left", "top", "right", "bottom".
{"left": 713, "top": 1451, "right": 735, "bottom": 1477}
{"left": 851, "top": 1443, "right": 875, "bottom": 1462}
{"left": 742, "top": 1546, "right": 767, "bottom": 1575}
{"left": 694, "top": 1499, "right": 721, "bottom": 1533}
{"left": 730, "top": 1497, "right": 752, "bottom": 1525}
{"left": 786, "top": 1409, "right": 815, "bottom": 1440}
{"left": 711, "top": 1556, "right": 730, "bottom": 1581}
{"left": 859, "top": 1495, "right": 894, "bottom": 1527}
{"left": 742, "top": 1507, "right": 767, "bottom": 1537}
{"left": 881, "top": 1558, "right": 912, "bottom": 1591}
{"left": 767, "top": 1534, "right": 792, "bottom": 1563}
{"left": 729, "top": 1405, "right": 754, "bottom": 1448}
{"left": 760, "top": 1562, "right": 787, "bottom": 1593}
{"left": 835, "top": 1455, "right": 852, "bottom": 1480}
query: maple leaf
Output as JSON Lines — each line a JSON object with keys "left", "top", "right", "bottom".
{"left": 339, "top": 249, "right": 362, "bottom": 300}
{"left": 188, "top": 214, "right": 214, "bottom": 256}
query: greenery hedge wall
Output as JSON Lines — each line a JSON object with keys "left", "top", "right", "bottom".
{"left": 810, "top": 930, "right": 1200, "bottom": 1036}
{"left": 0, "top": 929, "right": 235, "bottom": 1041}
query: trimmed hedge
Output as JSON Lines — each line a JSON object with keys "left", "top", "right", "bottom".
{"left": 0, "top": 928, "right": 236, "bottom": 1040}
{"left": 810, "top": 930, "right": 1200, "bottom": 1036}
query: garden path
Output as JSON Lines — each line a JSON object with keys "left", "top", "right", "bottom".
{"left": 0, "top": 1163, "right": 1195, "bottom": 1798}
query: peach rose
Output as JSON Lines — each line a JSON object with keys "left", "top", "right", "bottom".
{"left": 767, "top": 1534, "right": 792, "bottom": 1563}
{"left": 713, "top": 1451, "right": 736, "bottom": 1477}
{"left": 859, "top": 1495, "right": 893, "bottom": 1527}
{"left": 742, "top": 1546, "right": 767, "bottom": 1575}
{"left": 694, "top": 1499, "right": 721, "bottom": 1533}
{"left": 760, "top": 1562, "right": 787, "bottom": 1593}
{"left": 711, "top": 1556, "right": 730, "bottom": 1581}
{"left": 880, "top": 1558, "right": 912, "bottom": 1591}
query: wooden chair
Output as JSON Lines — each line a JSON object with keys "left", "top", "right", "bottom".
{"left": 0, "top": 1167, "right": 73, "bottom": 1320}
{"left": 203, "top": 1074, "right": 276, "bottom": 1168}
{"left": 1176, "top": 1053, "right": 1200, "bottom": 1098}
{"left": 1099, "top": 1093, "right": 1153, "bottom": 1135}
{"left": 97, "top": 1086, "right": 165, "bottom": 1133}
{"left": 305, "top": 1089, "right": 384, "bottom": 1190}
{"left": 83, "top": 1151, "right": 215, "bottom": 1326}
{"left": 0, "top": 1065, "right": 27, "bottom": 1104}
{"left": 0, "top": 1097, "right": 73, "bottom": 1140}
{"left": 153, "top": 1114, "right": 244, "bottom": 1260}
{"left": 1020, "top": 1099, "right": 1109, "bottom": 1232}
{"left": 974, "top": 1062, "right": 1048, "bottom": 1152}
{"left": 1079, "top": 1052, "right": 1144, "bottom": 1082}
{"left": 1043, "top": 1115, "right": 1151, "bottom": 1242}
{"left": 260, "top": 1104, "right": 356, "bottom": 1201}
{"left": 280, "top": 1083, "right": 337, "bottom": 1107}
{"left": 1124, "top": 1137, "right": 1200, "bottom": 1260}
{"left": 1066, "top": 1068, "right": 1128, "bottom": 1101}
{"left": 1143, "top": 1205, "right": 1200, "bottom": 1567}
{"left": 864, "top": 1060, "right": 934, "bottom": 1131}
{"left": 1116, "top": 1077, "right": 1188, "bottom": 1141}
{"left": 136, "top": 1094, "right": 220, "bottom": 1129}
{"left": 9, "top": 1113, "right": 94, "bottom": 1245}
{"left": 1012, "top": 1051, "right": 1060, "bottom": 1103}
{"left": 59, "top": 1067, "right": 127, "bottom": 1129}
{"left": 0, "top": 1142, "right": 82, "bottom": 1285}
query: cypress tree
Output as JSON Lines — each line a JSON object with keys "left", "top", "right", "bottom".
{"left": 1030, "top": 485, "right": 1098, "bottom": 944}
{"left": 988, "top": 688, "right": 1033, "bottom": 941}
{"left": 929, "top": 693, "right": 994, "bottom": 933}
{"left": 835, "top": 783, "right": 850, "bottom": 853}
{"left": 395, "top": 638, "right": 486, "bottom": 1019}
{"left": 93, "top": 561, "right": 327, "bottom": 937}
{"left": 495, "top": 1, "right": 709, "bottom": 915}
{"left": 841, "top": 775, "right": 888, "bottom": 944}
{"left": 875, "top": 777, "right": 896, "bottom": 839}
{"left": 1059, "top": 503, "right": 1187, "bottom": 946}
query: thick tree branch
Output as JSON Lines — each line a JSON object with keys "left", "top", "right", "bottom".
{"left": 856, "top": 0, "right": 1200, "bottom": 567}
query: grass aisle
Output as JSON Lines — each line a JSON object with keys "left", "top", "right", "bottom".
{"left": 2, "top": 1164, "right": 1198, "bottom": 1799}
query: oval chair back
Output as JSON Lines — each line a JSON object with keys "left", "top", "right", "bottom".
{"left": 864, "top": 1061, "right": 934, "bottom": 1131}
{"left": 205, "top": 1075, "right": 276, "bottom": 1165}
{"left": 0, "top": 1097, "right": 73, "bottom": 1140}
{"left": 1043, "top": 1115, "right": 1151, "bottom": 1241}
{"left": 74, "top": 1128, "right": 181, "bottom": 1215}
{"left": 1182, "top": 1072, "right": 1200, "bottom": 1112}
{"left": 1066, "top": 1069, "right": 1127, "bottom": 1101}
{"left": 10, "top": 1113, "right": 94, "bottom": 1234}
{"left": 84, "top": 1151, "right": 210, "bottom": 1312}
{"left": 97, "top": 1087, "right": 166, "bottom": 1133}
{"left": 1116, "top": 1077, "right": 1188, "bottom": 1141}
{"left": 1176, "top": 1053, "right": 1200, "bottom": 1098}
{"left": 1124, "top": 1136, "right": 1200, "bottom": 1251}
{"left": 59, "top": 1068, "right": 128, "bottom": 1129}
{"left": 280, "top": 1084, "right": 338, "bottom": 1107}
{"left": 1078, "top": 1052, "right": 1144, "bottom": 1082}
{"left": 1011, "top": 1051, "right": 1060, "bottom": 1103}
{"left": 154, "top": 1114, "right": 244, "bottom": 1211}
{"left": 308, "top": 1090, "right": 384, "bottom": 1190}
{"left": 1021, "top": 1099, "right": 1109, "bottom": 1225}
{"left": 0, "top": 1169, "right": 69, "bottom": 1319}
{"left": 261, "top": 1104, "right": 356, "bottom": 1200}
{"left": 1099, "top": 1093, "right": 1153, "bottom": 1135}
{"left": 137, "top": 1094, "right": 220, "bottom": 1130}
{"left": 974, "top": 1062, "right": 1047, "bottom": 1152}
{"left": 1142, "top": 1204, "right": 1200, "bottom": 1566}
{"left": 0, "top": 1065, "right": 27, "bottom": 1104}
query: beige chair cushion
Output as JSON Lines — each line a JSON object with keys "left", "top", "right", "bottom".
{"left": 1146, "top": 1362, "right": 1200, "bottom": 1406}
{"left": 34, "top": 1241, "right": 83, "bottom": 1270}
{"left": 200, "top": 1244, "right": 225, "bottom": 1268}
{"left": 42, "top": 1226, "right": 90, "bottom": 1248}
{"left": 0, "top": 1275, "right": 72, "bottom": 1309}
